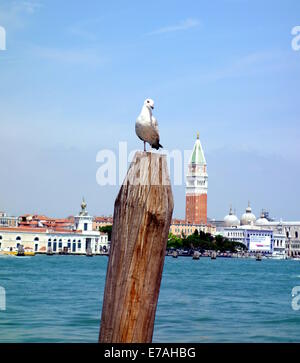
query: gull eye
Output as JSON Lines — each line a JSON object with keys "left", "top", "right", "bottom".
{"left": 147, "top": 100, "right": 150, "bottom": 103}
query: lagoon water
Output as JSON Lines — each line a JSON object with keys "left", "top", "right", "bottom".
{"left": 0, "top": 255, "right": 300, "bottom": 342}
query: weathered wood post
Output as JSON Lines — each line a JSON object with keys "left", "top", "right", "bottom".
{"left": 99, "top": 151, "right": 173, "bottom": 343}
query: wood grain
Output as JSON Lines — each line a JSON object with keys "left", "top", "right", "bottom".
{"left": 99, "top": 151, "right": 174, "bottom": 343}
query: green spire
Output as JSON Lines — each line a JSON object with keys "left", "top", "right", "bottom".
{"left": 190, "top": 133, "right": 206, "bottom": 164}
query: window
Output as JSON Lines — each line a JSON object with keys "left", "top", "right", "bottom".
{"left": 16, "top": 236, "right": 21, "bottom": 241}
{"left": 84, "top": 223, "right": 88, "bottom": 231}
{"left": 35, "top": 244, "right": 38, "bottom": 252}
{"left": 72, "top": 243, "right": 76, "bottom": 252}
{"left": 0, "top": 235, "right": 2, "bottom": 240}
{"left": 34, "top": 237, "right": 39, "bottom": 242}
{"left": 296, "top": 231, "right": 299, "bottom": 239}
{"left": 48, "top": 242, "right": 51, "bottom": 247}
{"left": 78, "top": 243, "right": 81, "bottom": 249}
{"left": 286, "top": 231, "right": 289, "bottom": 238}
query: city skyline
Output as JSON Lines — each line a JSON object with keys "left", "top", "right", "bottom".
{"left": 1, "top": 0, "right": 300, "bottom": 220}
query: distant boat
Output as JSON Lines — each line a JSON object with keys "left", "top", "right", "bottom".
{"left": 86, "top": 247, "right": 93, "bottom": 257}
{"left": 59, "top": 247, "right": 69, "bottom": 255}
{"left": 0, "top": 250, "right": 35, "bottom": 257}
{"left": 16, "top": 245, "right": 25, "bottom": 257}
{"left": 46, "top": 247, "right": 54, "bottom": 256}
{"left": 172, "top": 250, "right": 178, "bottom": 258}
{"left": 192, "top": 251, "right": 200, "bottom": 260}
{"left": 256, "top": 253, "right": 262, "bottom": 261}
{"left": 211, "top": 251, "right": 217, "bottom": 260}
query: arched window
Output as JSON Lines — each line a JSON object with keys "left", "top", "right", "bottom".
{"left": 0, "top": 235, "right": 2, "bottom": 240}
{"left": 16, "top": 236, "right": 21, "bottom": 241}
{"left": 34, "top": 237, "right": 39, "bottom": 241}
{"left": 286, "top": 231, "right": 289, "bottom": 238}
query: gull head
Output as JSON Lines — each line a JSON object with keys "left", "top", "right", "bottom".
{"left": 144, "top": 98, "right": 154, "bottom": 110}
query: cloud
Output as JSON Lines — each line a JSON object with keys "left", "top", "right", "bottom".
{"left": 32, "top": 46, "right": 106, "bottom": 66}
{"left": 0, "top": 0, "right": 41, "bottom": 29}
{"left": 147, "top": 18, "right": 200, "bottom": 35}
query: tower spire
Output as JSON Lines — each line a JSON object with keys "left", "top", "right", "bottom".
{"left": 185, "top": 133, "right": 208, "bottom": 224}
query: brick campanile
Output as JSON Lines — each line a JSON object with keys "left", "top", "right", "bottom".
{"left": 185, "top": 133, "right": 208, "bottom": 224}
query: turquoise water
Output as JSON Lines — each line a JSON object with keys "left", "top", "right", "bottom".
{"left": 0, "top": 255, "right": 300, "bottom": 342}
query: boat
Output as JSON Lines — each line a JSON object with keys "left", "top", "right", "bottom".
{"left": 256, "top": 253, "right": 262, "bottom": 261}
{"left": 46, "top": 247, "right": 54, "bottom": 256}
{"left": 211, "top": 251, "right": 217, "bottom": 260}
{"left": 59, "top": 247, "right": 69, "bottom": 255}
{"left": 0, "top": 250, "right": 35, "bottom": 257}
{"left": 172, "top": 250, "right": 178, "bottom": 258}
{"left": 17, "top": 245, "right": 25, "bottom": 256}
{"left": 192, "top": 251, "right": 200, "bottom": 260}
{"left": 86, "top": 247, "right": 93, "bottom": 257}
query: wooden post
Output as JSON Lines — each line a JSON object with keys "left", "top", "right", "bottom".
{"left": 99, "top": 151, "right": 174, "bottom": 343}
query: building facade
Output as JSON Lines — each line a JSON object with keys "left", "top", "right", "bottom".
{"left": 185, "top": 133, "right": 208, "bottom": 224}
{"left": 0, "top": 211, "right": 18, "bottom": 228}
{"left": 258, "top": 221, "right": 300, "bottom": 257}
{"left": 170, "top": 220, "right": 216, "bottom": 237}
{"left": 0, "top": 200, "right": 109, "bottom": 255}
{"left": 93, "top": 216, "right": 113, "bottom": 231}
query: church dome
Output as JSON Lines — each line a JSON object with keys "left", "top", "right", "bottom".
{"left": 256, "top": 210, "right": 269, "bottom": 226}
{"left": 224, "top": 207, "right": 240, "bottom": 227}
{"left": 240, "top": 202, "right": 256, "bottom": 225}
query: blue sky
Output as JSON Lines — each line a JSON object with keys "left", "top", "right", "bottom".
{"left": 0, "top": 0, "right": 300, "bottom": 220}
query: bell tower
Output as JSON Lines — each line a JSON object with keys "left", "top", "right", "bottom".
{"left": 185, "top": 133, "right": 208, "bottom": 224}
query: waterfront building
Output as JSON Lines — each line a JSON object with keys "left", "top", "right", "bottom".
{"left": 218, "top": 205, "right": 289, "bottom": 257}
{"left": 219, "top": 226, "right": 283, "bottom": 255}
{"left": 0, "top": 211, "right": 18, "bottom": 228}
{"left": 0, "top": 200, "right": 109, "bottom": 255}
{"left": 92, "top": 216, "right": 113, "bottom": 231}
{"left": 185, "top": 133, "right": 208, "bottom": 224}
{"left": 169, "top": 219, "right": 216, "bottom": 237}
{"left": 19, "top": 214, "right": 74, "bottom": 230}
{"left": 253, "top": 219, "right": 300, "bottom": 257}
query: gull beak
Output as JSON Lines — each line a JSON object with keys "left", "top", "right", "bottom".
{"left": 151, "top": 106, "right": 154, "bottom": 110}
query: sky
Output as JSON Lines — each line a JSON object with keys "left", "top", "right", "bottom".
{"left": 0, "top": 0, "right": 300, "bottom": 221}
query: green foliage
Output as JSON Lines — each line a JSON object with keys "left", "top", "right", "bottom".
{"left": 167, "top": 233, "right": 183, "bottom": 248}
{"left": 99, "top": 225, "right": 112, "bottom": 241}
{"left": 168, "top": 230, "right": 247, "bottom": 253}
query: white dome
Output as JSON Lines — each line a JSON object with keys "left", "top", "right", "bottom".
{"left": 224, "top": 207, "right": 240, "bottom": 227}
{"left": 240, "top": 202, "right": 256, "bottom": 225}
{"left": 255, "top": 211, "right": 269, "bottom": 226}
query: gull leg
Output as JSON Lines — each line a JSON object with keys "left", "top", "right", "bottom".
{"left": 144, "top": 141, "right": 146, "bottom": 152}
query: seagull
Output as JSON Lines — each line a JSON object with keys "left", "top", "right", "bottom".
{"left": 135, "top": 98, "right": 163, "bottom": 152}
